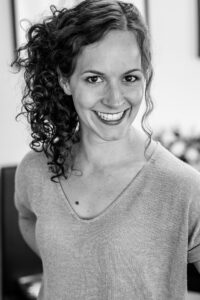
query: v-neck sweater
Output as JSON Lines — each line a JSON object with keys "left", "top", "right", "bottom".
{"left": 14, "top": 142, "right": 200, "bottom": 300}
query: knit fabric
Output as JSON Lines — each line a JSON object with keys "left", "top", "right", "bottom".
{"left": 14, "top": 142, "right": 200, "bottom": 300}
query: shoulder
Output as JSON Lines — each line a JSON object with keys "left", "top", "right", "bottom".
{"left": 16, "top": 150, "right": 48, "bottom": 177}
{"left": 152, "top": 142, "right": 200, "bottom": 190}
{"left": 15, "top": 150, "right": 53, "bottom": 211}
{"left": 15, "top": 150, "right": 51, "bottom": 191}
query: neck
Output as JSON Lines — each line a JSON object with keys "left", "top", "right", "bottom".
{"left": 73, "top": 127, "right": 146, "bottom": 173}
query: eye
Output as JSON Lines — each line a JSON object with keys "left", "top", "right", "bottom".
{"left": 86, "top": 76, "right": 103, "bottom": 84}
{"left": 123, "top": 75, "right": 137, "bottom": 83}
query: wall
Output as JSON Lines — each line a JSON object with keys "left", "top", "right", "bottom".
{"left": 149, "top": 0, "right": 200, "bottom": 134}
{"left": 1, "top": 0, "right": 200, "bottom": 166}
{"left": 0, "top": 0, "right": 29, "bottom": 166}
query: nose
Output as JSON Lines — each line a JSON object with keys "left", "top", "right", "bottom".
{"left": 102, "top": 82, "right": 125, "bottom": 108}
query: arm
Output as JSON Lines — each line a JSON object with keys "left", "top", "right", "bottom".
{"left": 14, "top": 151, "right": 42, "bottom": 258}
{"left": 18, "top": 203, "right": 40, "bottom": 257}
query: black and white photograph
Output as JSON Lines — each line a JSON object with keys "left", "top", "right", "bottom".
{"left": 1, "top": 0, "right": 200, "bottom": 299}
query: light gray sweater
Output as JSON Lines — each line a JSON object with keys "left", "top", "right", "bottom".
{"left": 14, "top": 142, "right": 200, "bottom": 300}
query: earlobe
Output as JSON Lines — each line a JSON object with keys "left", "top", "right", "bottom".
{"left": 63, "top": 81, "right": 72, "bottom": 96}
{"left": 59, "top": 77, "right": 72, "bottom": 95}
{"left": 57, "top": 67, "right": 72, "bottom": 95}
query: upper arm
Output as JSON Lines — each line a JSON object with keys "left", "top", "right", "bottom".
{"left": 17, "top": 201, "right": 36, "bottom": 220}
{"left": 14, "top": 156, "right": 36, "bottom": 222}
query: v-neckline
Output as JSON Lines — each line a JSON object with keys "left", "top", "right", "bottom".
{"left": 57, "top": 141, "right": 159, "bottom": 224}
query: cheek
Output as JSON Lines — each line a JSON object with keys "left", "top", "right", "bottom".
{"left": 71, "top": 93, "right": 94, "bottom": 119}
{"left": 71, "top": 86, "right": 96, "bottom": 111}
{"left": 126, "top": 86, "right": 144, "bottom": 106}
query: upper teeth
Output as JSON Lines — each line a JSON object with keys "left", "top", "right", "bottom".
{"left": 96, "top": 111, "right": 124, "bottom": 121}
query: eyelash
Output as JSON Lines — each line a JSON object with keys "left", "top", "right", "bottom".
{"left": 123, "top": 75, "right": 138, "bottom": 82}
{"left": 86, "top": 75, "right": 138, "bottom": 84}
{"left": 86, "top": 76, "right": 103, "bottom": 83}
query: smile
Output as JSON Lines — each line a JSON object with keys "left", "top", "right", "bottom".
{"left": 94, "top": 108, "right": 130, "bottom": 125}
{"left": 96, "top": 111, "right": 124, "bottom": 121}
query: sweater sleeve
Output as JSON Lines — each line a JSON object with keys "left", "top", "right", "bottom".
{"left": 14, "top": 150, "right": 46, "bottom": 216}
{"left": 14, "top": 151, "right": 46, "bottom": 257}
{"left": 14, "top": 151, "right": 34, "bottom": 216}
{"left": 187, "top": 171, "right": 200, "bottom": 263}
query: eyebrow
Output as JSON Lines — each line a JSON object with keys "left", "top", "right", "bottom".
{"left": 124, "top": 68, "right": 142, "bottom": 74}
{"left": 81, "top": 68, "right": 142, "bottom": 75}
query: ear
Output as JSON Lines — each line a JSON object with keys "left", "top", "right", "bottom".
{"left": 59, "top": 76, "right": 72, "bottom": 96}
{"left": 57, "top": 68, "right": 72, "bottom": 96}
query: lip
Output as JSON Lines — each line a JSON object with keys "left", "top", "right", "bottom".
{"left": 94, "top": 108, "right": 131, "bottom": 126}
{"left": 94, "top": 108, "right": 130, "bottom": 114}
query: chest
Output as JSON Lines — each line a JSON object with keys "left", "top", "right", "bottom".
{"left": 59, "top": 163, "right": 145, "bottom": 220}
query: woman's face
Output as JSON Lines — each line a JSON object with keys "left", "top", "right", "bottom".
{"left": 60, "top": 30, "right": 145, "bottom": 142}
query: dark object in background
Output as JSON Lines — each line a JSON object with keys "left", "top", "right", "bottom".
{"left": 0, "top": 166, "right": 42, "bottom": 299}
{"left": 0, "top": 166, "right": 200, "bottom": 299}
{"left": 17, "top": 273, "right": 42, "bottom": 299}
{"left": 188, "top": 263, "right": 200, "bottom": 293}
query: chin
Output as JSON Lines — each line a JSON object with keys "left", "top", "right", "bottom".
{"left": 97, "top": 129, "right": 129, "bottom": 142}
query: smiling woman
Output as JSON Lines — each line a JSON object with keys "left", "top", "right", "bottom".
{"left": 12, "top": 0, "right": 154, "bottom": 180}
{"left": 58, "top": 30, "right": 145, "bottom": 142}
{"left": 11, "top": 1, "right": 200, "bottom": 299}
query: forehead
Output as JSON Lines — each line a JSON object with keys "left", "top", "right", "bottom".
{"left": 74, "top": 30, "right": 142, "bottom": 73}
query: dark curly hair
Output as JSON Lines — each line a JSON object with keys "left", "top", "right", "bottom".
{"left": 12, "top": 0, "right": 154, "bottom": 181}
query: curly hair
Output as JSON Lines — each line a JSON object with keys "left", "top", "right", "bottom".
{"left": 12, "top": 0, "right": 154, "bottom": 181}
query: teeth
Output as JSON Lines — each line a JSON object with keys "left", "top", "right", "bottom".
{"left": 96, "top": 111, "right": 124, "bottom": 121}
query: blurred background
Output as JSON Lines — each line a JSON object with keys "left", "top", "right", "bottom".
{"left": 1, "top": 0, "right": 200, "bottom": 166}
{"left": 0, "top": 0, "right": 200, "bottom": 299}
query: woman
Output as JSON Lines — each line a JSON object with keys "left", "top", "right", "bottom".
{"left": 13, "top": 0, "right": 200, "bottom": 299}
